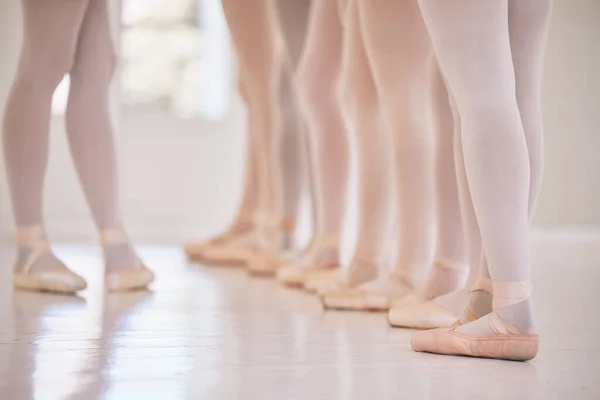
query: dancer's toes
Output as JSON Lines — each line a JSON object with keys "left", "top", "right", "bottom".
{"left": 389, "top": 301, "right": 458, "bottom": 329}
{"left": 247, "top": 252, "right": 286, "bottom": 277}
{"left": 309, "top": 258, "right": 378, "bottom": 295}
{"left": 323, "top": 287, "right": 391, "bottom": 311}
{"left": 304, "top": 269, "right": 336, "bottom": 292}
{"left": 322, "top": 276, "right": 412, "bottom": 312}
{"left": 184, "top": 214, "right": 254, "bottom": 261}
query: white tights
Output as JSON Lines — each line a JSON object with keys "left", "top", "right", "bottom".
{"left": 338, "top": 0, "right": 394, "bottom": 283}
{"left": 3, "top": 0, "right": 136, "bottom": 272}
{"left": 358, "top": 0, "right": 436, "bottom": 287}
{"left": 418, "top": 0, "right": 552, "bottom": 335}
{"left": 295, "top": 0, "right": 350, "bottom": 239}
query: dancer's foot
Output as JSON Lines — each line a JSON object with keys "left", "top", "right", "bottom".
{"left": 388, "top": 277, "right": 492, "bottom": 329}
{"left": 201, "top": 216, "right": 294, "bottom": 267}
{"left": 305, "top": 257, "right": 378, "bottom": 295}
{"left": 411, "top": 280, "right": 538, "bottom": 361}
{"left": 322, "top": 274, "right": 414, "bottom": 312}
{"left": 12, "top": 226, "right": 87, "bottom": 295}
{"left": 101, "top": 229, "right": 154, "bottom": 292}
{"left": 184, "top": 213, "right": 254, "bottom": 261}
{"left": 277, "top": 233, "right": 340, "bottom": 287}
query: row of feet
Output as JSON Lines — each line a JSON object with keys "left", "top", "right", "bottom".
{"left": 185, "top": 224, "right": 539, "bottom": 362}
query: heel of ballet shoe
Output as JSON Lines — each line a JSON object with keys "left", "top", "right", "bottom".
{"left": 100, "top": 229, "right": 154, "bottom": 292}
{"left": 13, "top": 226, "right": 87, "bottom": 295}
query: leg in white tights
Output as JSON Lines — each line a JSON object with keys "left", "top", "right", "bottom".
{"left": 339, "top": 0, "right": 394, "bottom": 286}
{"left": 221, "top": 0, "right": 284, "bottom": 249}
{"left": 423, "top": 63, "right": 469, "bottom": 299}
{"left": 412, "top": 0, "right": 551, "bottom": 361}
{"left": 461, "top": 0, "right": 553, "bottom": 329}
{"left": 66, "top": 0, "right": 140, "bottom": 273}
{"left": 355, "top": 0, "right": 435, "bottom": 298}
{"left": 3, "top": 0, "right": 89, "bottom": 290}
{"left": 3, "top": 0, "right": 152, "bottom": 293}
{"left": 276, "top": 0, "right": 313, "bottom": 240}
{"left": 276, "top": 0, "right": 350, "bottom": 286}
{"left": 307, "top": 0, "right": 393, "bottom": 295}
{"left": 184, "top": 70, "right": 262, "bottom": 261}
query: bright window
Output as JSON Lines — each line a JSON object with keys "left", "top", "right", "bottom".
{"left": 52, "top": 0, "right": 232, "bottom": 120}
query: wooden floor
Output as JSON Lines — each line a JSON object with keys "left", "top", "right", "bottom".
{"left": 0, "top": 235, "right": 599, "bottom": 400}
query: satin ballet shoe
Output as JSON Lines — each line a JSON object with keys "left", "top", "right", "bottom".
{"left": 184, "top": 212, "right": 255, "bottom": 261}
{"left": 201, "top": 216, "right": 295, "bottom": 267}
{"left": 101, "top": 229, "right": 154, "bottom": 292}
{"left": 200, "top": 241, "right": 255, "bottom": 266}
{"left": 411, "top": 280, "right": 538, "bottom": 361}
{"left": 308, "top": 257, "right": 379, "bottom": 295}
{"left": 277, "top": 233, "right": 340, "bottom": 287}
{"left": 12, "top": 226, "right": 87, "bottom": 295}
{"left": 304, "top": 269, "right": 337, "bottom": 293}
{"left": 322, "top": 274, "right": 415, "bottom": 312}
{"left": 388, "top": 275, "right": 491, "bottom": 330}
{"left": 246, "top": 252, "right": 287, "bottom": 277}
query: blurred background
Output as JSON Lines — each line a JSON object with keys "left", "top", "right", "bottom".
{"left": 0, "top": 0, "right": 599, "bottom": 245}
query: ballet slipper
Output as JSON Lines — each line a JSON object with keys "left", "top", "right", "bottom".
{"left": 411, "top": 280, "right": 538, "bottom": 361}
{"left": 304, "top": 269, "right": 337, "bottom": 292}
{"left": 202, "top": 215, "right": 295, "bottom": 268}
{"left": 388, "top": 276, "right": 492, "bottom": 329}
{"left": 322, "top": 274, "right": 414, "bottom": 312}
{"left": 246, "top": 252, "right": 287, "bottom": 277}
{"left": 101, "top": 229, "right": 154, "bottom": 292}
{"left": 13, "top": 226, "right": 87, "bottom": 295}
{"left": 389, "top": 259, "right": 469, "bottom": 309}
{"left": 276, "top": 233, "right": 340, "bottom": 287}
{"left": 184, "top": 212, "right": 255, "bottom": 261}
{"left": 308, "top": 257, "right": 379, "bottom": 295}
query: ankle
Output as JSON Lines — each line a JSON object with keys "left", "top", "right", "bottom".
{"left": 468, "top": 290, "right": 493, "bottom": 319}
{"left": 423, "top": 258, "right": 469, "bottom": 298}
{"left": 495, "top": 299, "right": 538, "bottom": 334}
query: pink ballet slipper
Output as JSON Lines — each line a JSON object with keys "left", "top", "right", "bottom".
{"left": 411, "top": 280, "right": 538, "bottom": 361}
{"left": 389, "top": 276, "right": 492, "bottom": 329}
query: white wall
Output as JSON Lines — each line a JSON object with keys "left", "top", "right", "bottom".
{"left": 0, "top": 0, "right": 599, "bottom": 245}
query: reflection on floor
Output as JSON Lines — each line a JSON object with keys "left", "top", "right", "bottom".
{"left": 0, "top": 236, "right": 598, "bottom": 399}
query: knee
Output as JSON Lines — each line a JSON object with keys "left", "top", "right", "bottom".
{"left": 17, "top": 43, "right": 77, "bottom": 91}
{"left": 71, "top": 48, "right": 117, "bottom": 84}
